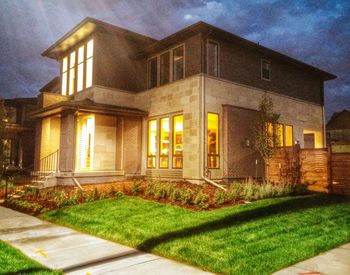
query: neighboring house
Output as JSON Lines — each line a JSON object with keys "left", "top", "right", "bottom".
{"left": 326, "top": 110, "right": 350, "bottom": 150}
{"left": 30, "top": 17, "right": 336, "bottom": 185}
{"left": 1, "top": 98, "right": 38, "bottom": 170}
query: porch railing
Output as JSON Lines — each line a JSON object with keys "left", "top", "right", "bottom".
{"left": 38, "top": 149, "right": 59, "bottom": 177}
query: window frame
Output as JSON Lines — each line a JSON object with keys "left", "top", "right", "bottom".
{"left": 207, "top": 112, "right": 220, "bottom": 169}
{"left": 285, "top": 124, "right": 294, "bottom": 147}
{"left": 173, "top": 45, "right": 185, "bottom": 82}
{"left": 261, "top": 59, "right": 271, "bottom": 81}
{"left": 147, "top": 119, "right": 158, "bottom": 169}
{"left": 207, "top": 39, "right": 220, "bottom": 77}
{"left": 159, "top": 117, "right": 170, "bottom": 169}
{"left": 172, "top": 115, "right": 183, "bottom": 169}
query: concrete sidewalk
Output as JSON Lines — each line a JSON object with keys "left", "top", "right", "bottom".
{"left": 274, "top": 243, "right": 350, "bottom": 275}
{"left": 0, "top": 206, "right": 212, "bottom": 275}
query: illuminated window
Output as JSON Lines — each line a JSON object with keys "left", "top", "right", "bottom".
{"left": 173, "top": 115, "right": 183, "bottom": 168}
{"left": 261, "top": 59, "right": 271, "bottom": 80}
{"left": 208, "top": 113, "right": 219, "bottom": 168}
{"left": 285, "top": 125, "right": 293, "bottom": 146}
{"left": 148, "top": 57, "right": 157, "bottom": 88}
{"left": 160, "top": 52, "right": 170, "bottom": 85}
{"left": 76, "top": 114, "right": 95, "bottom": 170}
{"left": 207, "top": 40, "right": 219, "bottom": 77}
{"left": 61, "top": 56, "right": 68, "bottom": 95}
{"left": 68, "top": 52, "right": 76, "bottom": 95}
{"left": 159, "top": 118, "right": 170, "bottom": 168}
{"left": 303, "top": 130, "right": 323, "bottom": 148}
{"left": 173, "top": 46, "right": 184, "bottom": 81}
{"left": 77, "top": 45, "right": 84, "bottom": 92}
{"left": 148, "top": 120, "right": 157, "bottom": 168}
{"left": 276, "top": 123, "right": 284, "bottom": 147}
{"left": 86, "top": 40, "right": 93, "bottom": 88}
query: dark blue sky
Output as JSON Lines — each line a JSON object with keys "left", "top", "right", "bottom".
{"left": 0, "top": 0, "right": 349, "bottom": 119}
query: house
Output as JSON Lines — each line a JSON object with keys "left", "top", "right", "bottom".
{"left": 30, "top": 17, "right": 336, "bottom": 185}
{"left": 326, "top": 110, "right": 350, "bottom": 152}
{"left": 1, "top": 98, "right": 38, "bottom": 171}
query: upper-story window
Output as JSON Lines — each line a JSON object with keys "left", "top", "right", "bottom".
{"left": 148, "top": 44, "right": 184, "bottom": 89}
{"left": 61, "top": 39, "right": 94, "bottom": 96}
{"left": 207, "top": 40, "right": 219, "bottom": 77}
{"left": 173, "top": 46, "right": 184, "bottom": 81}
{"left": 261, "top": 59, "right": 271, "bottom": 81}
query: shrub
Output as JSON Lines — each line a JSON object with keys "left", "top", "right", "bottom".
{"left": 179, "top": 189, "right": 193, "bottom": 205}
{"left": 242, "top": 183, "right": 255, "bottom": 201}
{"left": 131, "top": 180, "right": 142, "bottom": 195}
{"left": 214, "top": 190, "right": 225, "bottom": 205}
{"left": 193, "top": 191, "right": 209, "bottom": 209}
{"left": 99, "top": 192, "right": 108, "bottom": 200}
{"left": 54, "top": 191, "right": 67, "bottom": 208}
{"left": 169, "top": 188, "right": 182, "bottom": 202}
{"left": 115, "top": 191, "right": 124, "bottom": 199}
{"left": 226, "top": 183, "right": 242, "bottom": 203}
{"left": 23, "top": 185, "right": 40, "bottom": 197}
{"left": 6, "top": 198, "right": 46, "bottom": 214}
{"left": 85, "top": 188, "right": 98, "bottom": 203}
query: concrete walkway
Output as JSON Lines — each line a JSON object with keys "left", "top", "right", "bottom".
{"left": 274, "top": 243, "right": 350, "bottom": 275}
{"left": 0, "top": 206, "right": 212, "bottom": 275}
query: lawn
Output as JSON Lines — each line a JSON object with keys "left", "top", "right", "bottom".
{"left": 0, "top": 240, "right": 59, "bottom": 274}
{"left": 41, "top": 194, "right": 350, "bottom": 275}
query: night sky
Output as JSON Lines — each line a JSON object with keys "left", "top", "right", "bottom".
{"left": 0, "top": 0, "right": 349, "bottom": 120}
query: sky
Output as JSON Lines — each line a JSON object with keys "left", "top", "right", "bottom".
{"left": 0, "top": 0, "right": 349, "bottom": 120}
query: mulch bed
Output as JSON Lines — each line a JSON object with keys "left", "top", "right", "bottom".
{"left": 1, "top": 180, "right": 245, "bottom": 215}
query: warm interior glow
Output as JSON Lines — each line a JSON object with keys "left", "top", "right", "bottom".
{"left": 303, "top": 130, "right": 323, "bottom": 148}
{"left": 285, "top": 125, "right": 293, "bottom": 146}
{"left": 40, "top": 117, "right": 60, "bottom": 170}
{"left": 160, "top": 118, "right": 170, "bottom": 168}
{"left": 61, "top": 56, "right": 68, "bottom": 95}
{"left": 148, "top": 120, "right": 157, "bottom": 168}
{"left": 87, "top": 40, "right": 93, "bottom": 58}
{"left": 208, "top": 113, "right": 219, "bottom": 168}
{"left": 173, "top": 115, "right": 183, "bottom": 168}
{"left": 76, "top": 114, "right": 95, "bottom": 170}
{"left": 86, "top": 56, "right": 93, "bottom": 88}
{"left": 78, "top": 45, "right": 84, "bottom": 63}
{"left": 62, "top": 57, "right": 68, "bottom": 72}
{"left": 77, "top": 63, "right": 84, "bottom": 92}
{"left": 277, "top": 123, "right": 284, "bottom": 146}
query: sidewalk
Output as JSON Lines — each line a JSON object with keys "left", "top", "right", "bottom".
{"left": 0, "top": 206, "right": 212, "bottom": 275}
{"left": 274, "top": 243, "right": 350, "bottom": 275}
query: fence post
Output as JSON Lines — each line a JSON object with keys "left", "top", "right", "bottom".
{"left": 328, "top": 144, "right": 333, "bottom": 194}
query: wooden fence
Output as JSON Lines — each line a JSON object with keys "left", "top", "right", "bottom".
{"left": 269, "top": 145, "right": 350, "bottom": 196}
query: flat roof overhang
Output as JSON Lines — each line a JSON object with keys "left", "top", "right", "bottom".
{"left": 30, "top": 99, "right": 148, "bottom": 119}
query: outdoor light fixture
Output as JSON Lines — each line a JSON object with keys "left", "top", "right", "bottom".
{"left": 244, "top": 138, "right": 250, "bottom": 147}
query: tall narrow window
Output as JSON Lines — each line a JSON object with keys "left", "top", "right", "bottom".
{"left": 61, "top": 56, "right": 68, "bottom": 95}
{"left": 261, "top": 60, "right": 271, "bottom": 80}
{"left": 266, "top": 122, "right": 274, "bottom": 147}
{"left": 159, "top": 118, "right": 170, "bottom": 168}
{"left": 285, "top": 125, "right": 293, "bottom": 146}
{"left": 77, "top": 45, "right": 85, "bottom": 92}
{"left": 86, "top": 39, "right": 93, "bottom": 88}
{"left": 160, "top": 52, "right": 170, "bottom": 85}
{"left": 173, "top": 46, "right": 184, "bottom": 81}
{"left": 148, "top": 57, "right": 157, "bottom": 88}
{"left": 207, "top": 40, "right": 219, "bottom": 77}
{"left": 208, "top": 113, "right": 219, "bottom": 168}
{"left": 76, "top": 114, "right": 95, "bottom": 170}
{"left": 276, "top": 123, "right": 284, "bottom": 147}
{"left": 148, "top": 120, "right": 157, "bottom": 168}
{"left": 173, "top": 115, "right": 183, "bottom": 168}
{"left": 68, "top": 52, "right": 76, "bottom": 95}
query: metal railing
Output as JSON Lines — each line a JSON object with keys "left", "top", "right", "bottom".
{"left": 37, "top": 150, "right": 59, "bottom": 178}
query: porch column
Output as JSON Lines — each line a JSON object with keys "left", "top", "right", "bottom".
{"left": 59, "top": 111, "right": 75, "bottom": 172}
{"left": 33, "top": 120, "right": 41, "bottom": 171}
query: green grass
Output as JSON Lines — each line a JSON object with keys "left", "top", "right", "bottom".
{"left": 40, "top": 194, "right": 350, "bottom": 275}
{"left": 0, "top": 240, "right": 59, "bottom": 274}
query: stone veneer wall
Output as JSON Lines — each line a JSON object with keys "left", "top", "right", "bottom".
{"left": 94, "top": 114, "right": 117, "bottom": 171}
{"left": 204, "top": 76, "right": 325, "bottom": 179}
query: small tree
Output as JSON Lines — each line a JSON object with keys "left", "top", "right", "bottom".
{"left": 254, "top": 94, "right": 280, "bottom": 182}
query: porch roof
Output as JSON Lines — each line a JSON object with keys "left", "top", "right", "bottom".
{"left": 30, "top": 99, "right": 148, "bottom": 119}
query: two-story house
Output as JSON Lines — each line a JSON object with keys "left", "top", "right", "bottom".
{"left": 1, "top": 98, "right": 38, "bottom": 170}
{"left": 31, "top": 17, "right": 336, "bottom": 185}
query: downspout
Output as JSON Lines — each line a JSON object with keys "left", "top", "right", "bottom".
{"left": 199, "top": 31, "right": 226, "bottom": 191}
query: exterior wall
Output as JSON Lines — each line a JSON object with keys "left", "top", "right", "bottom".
{"left": 135, "top": 75, "right": 201, "bottom": 180}
{"left": 34, "top": 121, "right": 41, "bottom": 170}
{"left": 205, "top": 35, "right": 324, "bottom": 105}
{"left": 59, "top": 112, "right": 75, "bottom": 172}
{"left": 40, "top": 116, "right": 60, "bottom": 160}
{"left": 222, "top": 106, "right": 265, "bottom": 179}
{"left": 39, "top": 93, "right": 67, "bottom": 108}
{"left": 205, "top": 76, "right": 324, "bottom": 179}
{"left": 94, "top": 114, "right": 116, "bottom": 171}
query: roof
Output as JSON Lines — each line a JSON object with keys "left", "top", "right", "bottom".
{"left": 42, "top": 17, "right": 157, "bottom": 59}
{"left": 327, "top": 109, "right": 350, "bottom": 131}
{"left": 4, "top": 97, "right": 37, "bottom": 106}
{"left": 30, "top": 98, "right": 148, "bottom": 119}
{"left": 39, "top": 77, "right": 60, "bottom": 94}
{"left": 140, "top": 21, "right": 336, "bottom": 81}
{"left": 42, "top": 18, "right": 336, "bottom": 81}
